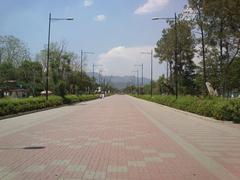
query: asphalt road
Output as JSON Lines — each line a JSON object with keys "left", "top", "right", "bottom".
{"left": 0, "top": 95, "right": 239, "bottom": 180}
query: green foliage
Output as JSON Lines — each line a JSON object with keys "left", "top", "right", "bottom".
{"left": 153, "top": 0, "right": 240, "bottom": 97}
{"left": 18, "top": 60, "right": 43, "bottom": 96}
{"left": 1, "top": 40, "right": 101, "bottom": 98}
{"left": 0, "top": 95, "right": 98, "bottom": 117}
{"left": 63, "top": 94, "right": 98, "bottom": 104}
{"left": 0, "top": 35, "right": 30, "bottom": 66}
{"left": 135, "top": 95, "right": 240, "bottom": 123}
{"left": 154, "top": 19, "right": 197, "bottom": 95}
{"left": 64, "top": 95, "right": 79, "bottom": 104}
{"left": 187, "top": 0, "right": 240, "bottom": 96}
{"left": 78, "top": 94, "right": 98, "bottom": 101}
{"left": 0, "top": 96, "right": 63, "bottom": 116}
{"left": 0, "top": 61, "right": 18, "bottom": 82}
{"left": 58, "top": 81, "right": 67, "bottom": 97}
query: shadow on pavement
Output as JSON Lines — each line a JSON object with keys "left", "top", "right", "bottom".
{"left": 0, "top": 146, "right": 46, "bottom": 150}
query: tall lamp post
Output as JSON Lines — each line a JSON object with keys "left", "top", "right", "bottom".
{"left": 152, "top": 13, "right": 178, "bottom": 99}
{"left": 46, "top": 13, "right": 73, "bottom": 100}
{"left": 98, "top": 69, "right": 105, "bottom": 89}
{"left": 135, "top": 64, "right": 144, "bottom": 94}
{"left": 141, "top": 50, "right": 153, "bottom": 97}
{"left": 92, "top": 64, "right": 103, "bottom": 81}
{"left": 80, "top": 50, "right": 94, "bottom": 80}
{"left": 132, "top": 70, "right": 139, "bottom": 95}
{"left": 92, "top": 64, "right": 103, "bottom": 93}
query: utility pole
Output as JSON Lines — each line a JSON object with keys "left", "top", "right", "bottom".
{"left": 45, "top": 13, "right": 73, "bottom": 100}
{"left": 135, "top": 64, "right": 144, "bottom": 94}
{"left": 166, "top": 62, "right": 169, "bottom": 80}
{"left": 137, "top": 69, "right": 140, "bottom": 95}
{"left": 141, "top": 50, "right": 153, "bottom": 97}
{"left": 152, "top": 13, "right": 178, "bottom": 99}
{"left": 80, "top": 50, "right": 94, "bottom": 81}
{"left": 98, "top": 70, "right": 101, "bottom": 85}
{"left": 46, "top": 13, "right": 51, "bottom": 101}
{"left": 141, "top": 64, "right": 144, "bottom": 94}
{"left": 80, "top": 50, "right": 83, "bottom": 80}
{"left": 92, "top": 64, "right": 102, "bottom": 93}
{"left": 92, "top": 64, "right": 102, "bottom": 81}
{"left": 92, "top": 64, "right": 94, "bottom": 81}
{"left": 132, "top": 70, "right": 139, "bottom": 95}
{"left": 174, "top": 13, "right": 178, "bottom": 99}
{"left": 151, "top": 50, "right": 153, "bottom": 97}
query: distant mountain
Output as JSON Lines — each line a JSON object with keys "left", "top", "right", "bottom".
{"left": 87, "top": 72, "right": 151, "bottom": 90}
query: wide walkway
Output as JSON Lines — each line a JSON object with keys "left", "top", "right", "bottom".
{"left": 0, "top": 95, "right": 239, "bottom": 180}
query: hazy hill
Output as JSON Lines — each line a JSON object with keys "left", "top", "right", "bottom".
{"left": 88, "top": 73, "right": 151, "bottom": 90}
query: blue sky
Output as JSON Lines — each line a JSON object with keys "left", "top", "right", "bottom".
{"left": 0, "top": 0, "right": 187, "bottom": 79}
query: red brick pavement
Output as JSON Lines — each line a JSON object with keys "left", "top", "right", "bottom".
{"left": 0, "top": 95, "right": 239, "bottom": 179}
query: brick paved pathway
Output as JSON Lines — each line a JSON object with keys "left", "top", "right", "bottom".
{"left": 0, "top": 95, "right": 239, "bottom": 180}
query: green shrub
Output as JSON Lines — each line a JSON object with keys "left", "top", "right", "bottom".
{"left": 45, "top": 96, "right": 63, "bottom": 107}
{"left": 78, "top": 95, "right": 98, "bottom": 102}
{"left": 58, "top": 81, "right": 67, "bottom": 97}
{"left": 134, "top": 95, "right": 240, "bottom": 123}
{"left": 64, "top": 95, "right": 79, "bottom": 104}
{"left": 64, "top": 94, "right": 98, "bottom": 104}
{"left": 0, "top": 94, "right": 98, "bottom": 117}
{"left": 0, "top": 96, "right": 63, "bottom": 116}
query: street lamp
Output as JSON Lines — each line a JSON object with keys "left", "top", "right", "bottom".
{"left": 135, "top": 64, "right": 144, "bottom": 94}
{"left": 80, "top": 50, "right": 94, "bottom": 80}
{"left": 132, "top": 70, "right": 139, "bottom": 95}
{"left": 98, "top": 69, "right": 105, "bottom": 89}
{"left": 141, "top": 50, "right": 153, "bottom": 97}
{"left": 92, "top": 64, "right": 103, "bottom": 81}
{"left": 46, "top": 13, "right": 74, "bottom": 100}
{"left": 92, "top": 64, "right": 103, "bottom": 93}
{"left": 152, "top": 13, "right": 179, "bottom": 99}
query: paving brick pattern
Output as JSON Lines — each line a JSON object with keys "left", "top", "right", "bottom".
{"left": 0, "top": 95, "right": 239, "bottom": 179}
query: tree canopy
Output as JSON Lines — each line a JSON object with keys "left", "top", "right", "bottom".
{"left": 153, "top": 0, "right": 240, "bottom": 97}
{"left": 0, "top": 37, "right": 102, "bottom": 97}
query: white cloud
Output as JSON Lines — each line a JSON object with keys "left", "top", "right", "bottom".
{"left": 84, "top": 0, "right": 93, "bottom": 7}
{"left": 94, "top": 15, "right": 106, "bottom": 22}
{"left": 97, "top": 46, "right": 165, "bottom": 79}
{"left": 135, "top": 0, "right": 169, "bottom": 15}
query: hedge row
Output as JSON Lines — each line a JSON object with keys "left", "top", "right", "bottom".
{"left": 0, "top": 95, "right": 98, "bottom": 117}
{"left": 63, "top": 94, "right": 98, "bottom": 104}
{"left": 135, "top": 95, "right": 240, "bottom": 123}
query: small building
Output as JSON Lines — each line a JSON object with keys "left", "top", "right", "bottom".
{"left": 4, "top": 88, "right": 28, "bottom": 98}
{"left": 0, "top": 80, "right": 28, "bottom": 98}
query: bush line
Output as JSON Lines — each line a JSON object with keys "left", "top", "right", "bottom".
{"left": 134, "top": 95, "right": 240, "bottom": 123}
{"left": 0, "top": 95, "right": 98, "bottom": 117}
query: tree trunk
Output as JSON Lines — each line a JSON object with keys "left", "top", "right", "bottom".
{"left": 219, "top": 18, "right": 224, "bottom": 96}
{"left": 198, "top": 8, "right": 207, "bottom": 95}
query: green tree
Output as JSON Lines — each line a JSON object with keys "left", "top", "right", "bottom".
{"left": 0, "top": 35, "right": 30, "bottom": 66}
{"left": 203, "top": 0, "right": 240, "bottom": 96}
{"left": 18, "top": 60, "right": 43, "bottom": 96}
{"left": 0, "top": 61, "right": 17, "bottom": 83}
{"left": 155, "top": 18, "right": 197, "bottom": 95}
{"left": 188, "top": 0, "right": 240, "bottom": 96}
{"left": 188, "top": 0, "right": 208, "bottom": 93}
{"left": 36, "top": 42, "right": 94, "bottom": 96}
